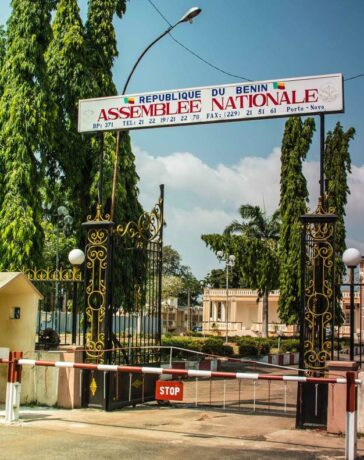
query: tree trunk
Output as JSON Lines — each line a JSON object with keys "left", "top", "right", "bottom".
{"left": 262, "top": 289, "right": 269, "bottom": 338}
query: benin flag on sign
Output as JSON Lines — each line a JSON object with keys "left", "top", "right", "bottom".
{"left": 124, "top": 97, "right": 135, "bottom": 104}
{"left": 273, "top": 82, "right": 285, "bottom": 90}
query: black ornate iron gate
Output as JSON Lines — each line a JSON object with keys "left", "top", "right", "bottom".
{"left": 81, "top": 186, "right": 164, "bottom": 410}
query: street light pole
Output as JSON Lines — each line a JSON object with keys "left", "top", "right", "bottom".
{"left": 350, "top": 266, "right": 355, "bottom": 361}
{"left": 188, "top": 287, "right": 192, "bottom": 331}
{"left": 225, "top": 262, "right": 229, "bottom": 343}
{"left": 343, "top": 248, "right": 362, "bottom": 361}
{"left": 109, "top": 7, "right": 202, "bottom": 220}
{"left": 68, "top": 249, "right": 85, "bottom": 345}
{"left": 54, "top": 206, "right": 73, "bottom": 332}
{"left": 217, "top": 251, "right": 235, "bottom": 343}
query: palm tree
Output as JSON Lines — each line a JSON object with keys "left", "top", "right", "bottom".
{"left": 224, "top": 205, "right": 280, "bottom": 338}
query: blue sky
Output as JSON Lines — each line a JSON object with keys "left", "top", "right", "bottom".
{"left": 1, "top": 0, "right": 364, "bottom": 279}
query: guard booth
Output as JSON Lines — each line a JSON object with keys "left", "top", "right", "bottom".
{"left": 0, "top": 272, "right": 43, "bottom": 401}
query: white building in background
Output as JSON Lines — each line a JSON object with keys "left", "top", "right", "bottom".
{"left": 202, "top": 258, "right": 364, "bottom": 339}
{"left": 162, "top": 297, "right": 203, "bottom": 334}
{"left": 202, "top": 288, "right": 296, "bottom": 337}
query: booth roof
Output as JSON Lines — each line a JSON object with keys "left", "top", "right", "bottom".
{"left": 0, "top": 272, "right": 43, "bottom": 299}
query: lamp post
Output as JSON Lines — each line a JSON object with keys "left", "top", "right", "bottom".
{"left": 109, "top": 6, "right": 202, "bottom": 220}
{"left": 217, "top": 251, "right": 235, "bottom": 343}
{"left": 68, "top": 249, "right": 85, "bottom": 345}
{"left": 55, "top": 206, "right": 73, "bottom": 315}
{"left": 343, "top": 247, "right": 362, "bottom": 361}
{"left": 200, "top": 280, "right": 209, "bottom": 335}
{"left": 277, "top": 329, "right": 283, "bottom": 353}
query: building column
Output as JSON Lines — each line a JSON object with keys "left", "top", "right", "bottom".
{"left": 213, "top": 302, "right": 218, "bottom": 321}
{"left": 230, "top": 299, "right": 237, "bottom": 322}
{"left": 257, "top": 298, "right": 263, "bottom": 326}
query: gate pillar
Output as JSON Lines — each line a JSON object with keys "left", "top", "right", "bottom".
{"left": 81, "top": 205, "right": 114, "bottom": 408}
{"left": 296, "top": 199, "right": 337, "bottom": 428}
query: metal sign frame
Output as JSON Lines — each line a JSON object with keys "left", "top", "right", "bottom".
{"left": 78, "top": 73, "right": 344, "bottom": 133}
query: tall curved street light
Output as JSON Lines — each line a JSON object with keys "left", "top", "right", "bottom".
{"left": 110, "top": 7, "right": 202, "bottom": 220}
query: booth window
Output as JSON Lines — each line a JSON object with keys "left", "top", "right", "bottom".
{"left": 10, "top": 307, "right": 21, "bottom": 319}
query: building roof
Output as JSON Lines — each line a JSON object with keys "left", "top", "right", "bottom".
{"left": 0, "top": 272, "right": 43, "bottom": 299}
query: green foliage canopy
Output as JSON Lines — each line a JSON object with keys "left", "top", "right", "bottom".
{"left": 161, "top": 245, "right": 201, "bottom": 305}
{"left": 46, "top": 0, "right": 97, "bottom": 226}
{"left": 0, "top": 0, "right": 56, "bottom": 269}
{"left": 278, "top": 116, "right": 315, "bottom": 324}
{"left": 202, "top": 205, "right": 280, "bottom": 337}
{"left": 325, "top": 122, "right": 355, "bottom": 323}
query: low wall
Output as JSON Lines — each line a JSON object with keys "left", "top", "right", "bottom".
{"left": 0, "top": 347, "right": 83, "bottom": 408}
{"left": 258, "top": 352, "right": 299, "bottom": 366}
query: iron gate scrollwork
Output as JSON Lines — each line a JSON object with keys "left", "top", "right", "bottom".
{"left": 82, "top": 186, "right": 164, "bottom": 410}
{"left": 83, "top": 205, "right": 113, "bottom": 364}
{"left": 24, "top": 267, "right": 83, "bottom": 348}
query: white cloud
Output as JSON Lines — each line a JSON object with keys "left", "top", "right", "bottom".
{"left": 346, "top": 164, "right": 364, "bottom": 236}
{"left": 134, "top": 144, "right": 364, "bottom": 279}
{"left": 134, "top": 145, "right": 282, "bottom": 214}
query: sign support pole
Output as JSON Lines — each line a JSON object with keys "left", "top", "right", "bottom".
{"left": 320, "top": 113, "right": 325, "bottom": 204}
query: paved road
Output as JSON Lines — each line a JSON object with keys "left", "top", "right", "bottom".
{"left": 1, "top": 404, "right": 362, "bottom": 459}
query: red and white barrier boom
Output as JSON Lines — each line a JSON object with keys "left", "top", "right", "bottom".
{"left": 0, "top": 354, "right": 360, "bottom": 459}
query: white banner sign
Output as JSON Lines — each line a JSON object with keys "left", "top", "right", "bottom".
{"left": 78, "top": 74, "right": 344, "bottom": 133}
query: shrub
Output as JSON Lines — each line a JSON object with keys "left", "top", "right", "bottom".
{"left": 280, "top": 339, "right": 299, "bottom": 353}
{"left": 201, "top": 338, "right": 233, "bottom": 357}
{"left": 235, "top": 337, "right": 271, "bottom": 356}
{"left": 186, "top": 331, "right": 204, "bottom": 338}
{"left": 256, "top": 340, "right": 271, "bottom": 355}
{"left": 161, "top": 336, "right": 204, "bottom": 353}
{"left": 239, "top": 343, "right": 259, "bottom": 357}
{"left": 161, "top": 336, "right": 234, "bottom": 359}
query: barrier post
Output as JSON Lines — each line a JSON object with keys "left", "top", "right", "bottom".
{"left": 5, "top": 351, "right": 23, "bottom": 424}
{"left": 345, "top": 371, "right": 357, "bottom": 460}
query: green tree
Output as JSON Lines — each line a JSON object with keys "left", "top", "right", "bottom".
{"left": 203, "top": 269, "right": 226, "bottom": 288}
{"left": 163, "top": 245, "right": 183, "bottom": 276}
{"left": 203, "top": 268, "right": 242, "bottom": 288}
{"left": 162, "top": 275, "right": 184, "bottom": 301}
{"left": 85, "top": 0, "right": 142, "bottom": 223}
{"left": 278, "top": 117, "right": 315, "bottom": 324}
{"left": 0, "top": 25, "right": 5, "bottom": 94}
{"left": 325, "top": 122, "right": 355, "bottom": 322}
{"left": 86, "top": 0, "right": 126, "bottom": 97}
{"left": 46, "top": 0, "right": 97, "bottom": 227}
{"left": 0, "top": 0, "right": 56, "bottom": 269}
{"left": 0, "top": 25, "right": 6, "bottom": 207}
{"left": 85, "top": 0, "right": 144, "bottom": 313}
{"left": 178, "top": 268, "right": 202, "bottom": 306}
{"left": 161, "top": 245, "right": 201, "bottom": 306}
{"left": 202, "top": 205, "right": 280, "bottom": 337}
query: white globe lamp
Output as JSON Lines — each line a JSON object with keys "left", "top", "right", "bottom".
{"left": 68, "top": 249, "right": 85, "bottom": 266}
{"left": 342, "top": 248, "right": 361, "bottom": 268}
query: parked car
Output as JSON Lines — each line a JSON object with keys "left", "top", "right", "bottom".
{"left": 192, "top": 325, "right": 202, "bottom": 332}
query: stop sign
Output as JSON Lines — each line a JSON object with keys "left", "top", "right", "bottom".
{"left": 156, "top": 380, "right": 184, "bottom": 401}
